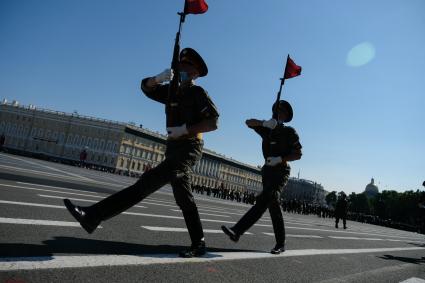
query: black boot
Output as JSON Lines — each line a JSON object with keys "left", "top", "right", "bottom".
{"left": 271, "top": 244, "right": 285, "bottom": 255}
{"left": 63, "top": 199, "right": 100, "bottom": 234}
{"left": 179, "top": 240, "right": 206, "bottom": 258}
{"left": 221, "top": 225, "right": 240, "bottom": 242}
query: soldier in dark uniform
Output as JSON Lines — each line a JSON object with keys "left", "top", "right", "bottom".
{"left": 63, "top": 48, "right": 219, "bottom": 258}
{"left": 335, "top": 192, "right": 348, "bottom": 229}
{"left": 222, "top": 100, "right": 302, "bottom": 254}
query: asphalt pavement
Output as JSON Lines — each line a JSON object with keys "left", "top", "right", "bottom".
{"left": 0, "top": 152, "right": 424, "bottom": 283}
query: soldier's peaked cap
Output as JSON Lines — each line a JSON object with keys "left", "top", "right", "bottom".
{"left": 272, "top": 100, "right": 293, "bottom": 122}
{"left": 180, "top": 48, "right": 208, "bottom": 77}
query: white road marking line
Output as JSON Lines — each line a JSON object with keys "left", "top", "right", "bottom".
{"left": 0, "top": 184, "right": 103, "bottom": 198}
{"left": 141, "top": 226, "right": 253, "bottom": 234}
{"left": 285, "top": 226, "right": 425, "bottom": 241}
{"left": 147, "top": 197, "right": 248, "bottom": 213}
{"left": 329, "top": 236, "right": 383, "bottom": 241}
{"left": 141, "top": 201, "right": 178, "bottom": 208}
{"left": 16, "top": 182, "right": 100, "bottom": 195}
{"left": 0, "top": 164, "right": 123, "bottom": 188}
{"left": 0, "top": 154, "right": 95, "bottom": 182}
{"left": 400, "top": 278, "right": 425, "bottom": 283}
{"left": 0, "top": 247, "right": 423, "bottom": 271}
{"left": 37, "top": 194, "right": 146, "bottom": 209}
{"left": 263, "top": 232, "right": 323, "bottom": 239}
{"left": 0, "top": 200, "right": 65, "bottom": 209}
{"left": 0, "top": 217, "right": 102, "bottom": 229}
{"left": 170, "top": 209, "right": 230, "bottom": 218}
{"left": 263, "top": 232, "right": 323, "bottom": 238}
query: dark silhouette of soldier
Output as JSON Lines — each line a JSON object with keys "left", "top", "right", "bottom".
{"left": 335, "top": 192, "right": 348, "bottom": 229}
{"left": 63, "top": 48, "right": 219, "bottom": 258}
{"left": 221, "top": 100, "right": 302, "bottom": 254}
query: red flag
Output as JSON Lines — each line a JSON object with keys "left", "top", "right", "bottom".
{"left": 184, "top": 0, "right": 208, "bottom": 14}
{"left": 284, "top": 56, "right": 302, "bottom": 79}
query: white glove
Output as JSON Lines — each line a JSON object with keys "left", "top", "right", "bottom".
{"left": 154, "top": 68, "right": 174, "bottom": 84}
{"left": 262, "top": 118, "right": 277, "bottom": 130}
{"left": 266, "top": 156, "right": 283, "bottom": 166}
{"left": 166, "top": 124, "right": 188, "bottom": 138}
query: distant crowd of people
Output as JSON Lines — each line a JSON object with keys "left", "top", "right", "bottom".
{"left": 281, "top": 199, "right": 334, "bottom": 218}
{"left": 191, "top": 184, "right": 257, "bottom": 205}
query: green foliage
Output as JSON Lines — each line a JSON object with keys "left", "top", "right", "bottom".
{"left": 349, "top": 189, "right": 425, "bottom": 226}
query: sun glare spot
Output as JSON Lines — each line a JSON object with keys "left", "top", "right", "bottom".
{"left": 346, "top": 42, "right": 375, "bottom": 67}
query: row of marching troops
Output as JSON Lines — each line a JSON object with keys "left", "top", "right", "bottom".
{"left": 191, "top": 184, "right": 257, "bottom": 204}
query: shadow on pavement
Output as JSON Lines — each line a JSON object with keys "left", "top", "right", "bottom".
{"left": 377, "top": 254, "right": 425, "bottom": 265}
{"left": 0, "top": 236, "right": 260, "bottom": 260}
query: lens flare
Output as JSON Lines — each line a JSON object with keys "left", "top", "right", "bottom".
{"left": 346, "top": 42, "right": 376, "bottom": 67}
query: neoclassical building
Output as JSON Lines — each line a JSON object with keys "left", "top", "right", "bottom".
{"left": 0, "top": 100, "right": 262, "bottom": 193}
{"left": 282, "top": 178, "right": 327, "bottom": 205}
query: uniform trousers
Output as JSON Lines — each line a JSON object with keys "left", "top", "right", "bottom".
{"left": 233, "top": 165, "right": 290, "bottom": 246}
{"left": 88, "top": 138, "right": 205, "bottom": 244}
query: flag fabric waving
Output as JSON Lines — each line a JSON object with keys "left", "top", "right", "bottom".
{"left": 184, "top": 0, "right": 208, "bottom": 14}
{"left": 284, "top": 56, "right": 302, "bottom": 79}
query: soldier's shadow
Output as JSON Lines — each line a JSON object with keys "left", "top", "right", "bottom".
{"left": 377, "top": 254, "right": 425, "bottom": 265}
{"left": 0, "top": 236, "right": 259, "bottom": 261}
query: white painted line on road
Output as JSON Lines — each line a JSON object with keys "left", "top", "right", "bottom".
{"left": 400, "top": 278, "right": 425, "bottom": 283}
{"left": 0, "top": 200, "right": 64, "bottom": 209}
{"left": 37, "top": 194, "right": 146, "bottom": 209}
{"left": 0, "top": 217, "right": 102, "bottom": 229}
{"left": 1, "top": 154, "right": 95, "bottom": 182}
{"left": 286, "top": 226, "right": 425, "bottom": 241}
{"left": 141, "top": 226, "right": 253, "bottom": 234}
{"left": 147, "top": 197, "right": 248, "bottom": 214}
{"left": 263, "top": 233, "right": 323, "bottom": 238}
{"left": 0, "top": 184, "right": 103, "bottom": 198}
{"left": 16, "top": 182, "right": 100, "bottom": 196}
{"left": 0, "top": 247, "right": 423, "bottom": 271}
{"left": 329, "top": 236, "right": 383, "bottom": 241}
{"left": 0, "top": 164, "right": 122, "bottom": 188}
{"left": 141, "top": 201, "right": 178, "bottom": 208}
{"left": 170, "top": 209, "right": 230, "bottom": 218}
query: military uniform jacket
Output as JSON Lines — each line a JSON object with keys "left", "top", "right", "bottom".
{"left": 141, "top": 79, "right": 219, "bottom": 129}
{"left": 253, "top": 123, "right": 302, "bottom": 168}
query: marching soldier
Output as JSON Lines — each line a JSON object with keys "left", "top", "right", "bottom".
{"left": 222, "top": 100, "right": 302, "bottom": 254}
{"left": 63, "top": 48, "right": 219, "bottom": 258}
{"left": 335, "top": 192, "right": 348, "bottom": 229}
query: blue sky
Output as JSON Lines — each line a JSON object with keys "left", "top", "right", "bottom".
{"left": 1, "top": 0, "right": 424, "bottom": 194}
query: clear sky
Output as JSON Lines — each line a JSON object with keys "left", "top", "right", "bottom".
{"left": 1, "top": 0, "right": 424, "bottom": 194}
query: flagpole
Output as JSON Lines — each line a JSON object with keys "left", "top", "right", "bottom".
{"left": 167, "top": 5, "right": 187, "bottom": 125}
{"left": 273, "top": 54, "right": 289, "bottom": 119}
{"left": 276, "top": 54, "right": 290, "bottom": 103}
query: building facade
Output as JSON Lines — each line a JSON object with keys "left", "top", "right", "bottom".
{"left": 282, "top": 178, "right": 327, "bottom": 205}
{"left": 0, "top": 100, "right": 262, "bottom": 193}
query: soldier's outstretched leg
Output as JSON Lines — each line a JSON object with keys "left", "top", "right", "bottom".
{"left": 63, "top": 159, "right": 173, "bottom": 234}
{"left": 269, "top": 193, "right": 285, "bottom": 254}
